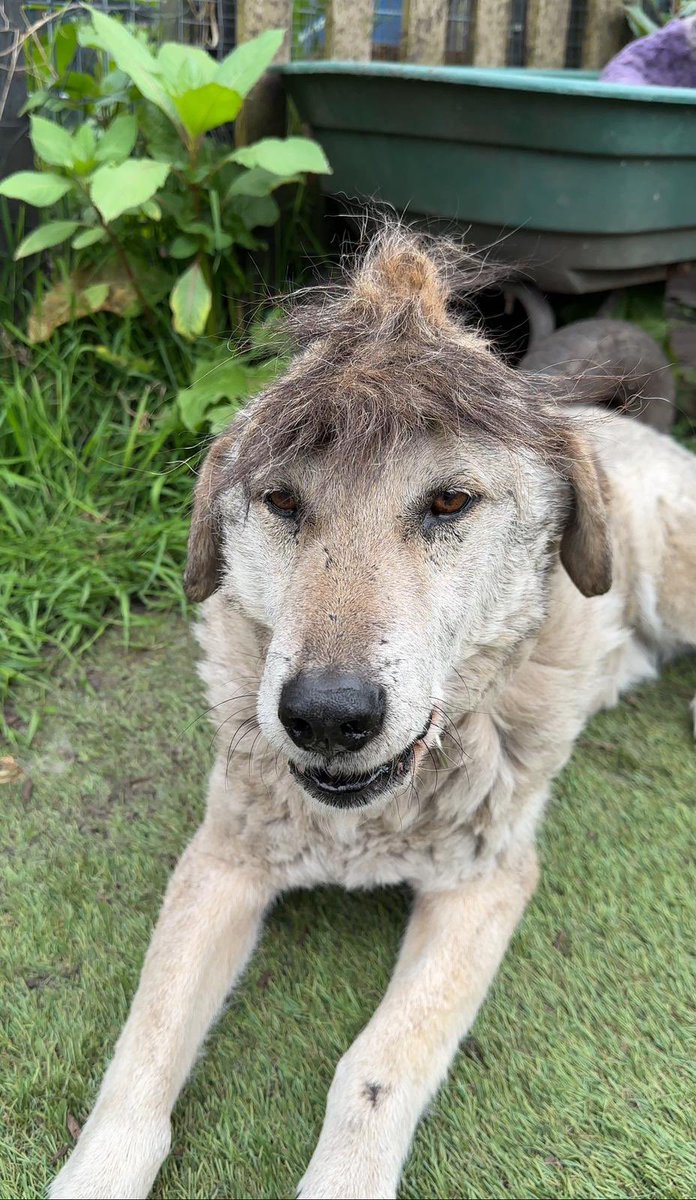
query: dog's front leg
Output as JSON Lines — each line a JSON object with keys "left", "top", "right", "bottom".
{"left": 299, "top": 846, "right": 539, "bottom": 1200}
{"left": 50, "top": 828, "right": 274, "bottom": 1200}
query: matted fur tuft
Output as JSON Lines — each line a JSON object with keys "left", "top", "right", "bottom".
{"left": 225, "top": 225, "right": 572, "bottom": 491}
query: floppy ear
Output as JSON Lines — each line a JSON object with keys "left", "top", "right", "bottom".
{"left": 183, "top": 432, "right": 235, "bottom": 603}
{"left": 559, "top": 431, "right": 613, "bottom": 598}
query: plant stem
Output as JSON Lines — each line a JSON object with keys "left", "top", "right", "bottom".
{"left": 74, "top": 176, "right": 158, "bottom": 328}
{"left": 98, "top": 215, "right": 158, "bottom": 330}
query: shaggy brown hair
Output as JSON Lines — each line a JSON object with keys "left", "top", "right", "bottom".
{"left": 226, "top": 225, "right": 572, "bottom": 488}
{"left": 185, "top": 226, "right": 612, "bottom": 603}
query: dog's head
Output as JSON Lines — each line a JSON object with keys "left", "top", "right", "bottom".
{"left": 185, "top": 230, "right": 611, "bottom": 811}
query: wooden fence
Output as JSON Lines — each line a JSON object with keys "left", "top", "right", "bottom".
{"left": 238, "top": 0, "right": 627, "bottom": 70}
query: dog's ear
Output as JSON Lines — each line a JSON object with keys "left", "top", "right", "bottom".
{"left": 560, "top": 431, "right": 612, "bottom": 598}
{"left": 184, "top": 431, "right": 235, "bottom": 603}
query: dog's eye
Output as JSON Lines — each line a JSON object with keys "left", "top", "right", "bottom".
{"left": 429, "top": 490, "right": 475, "bottom": 519}
{"left": 265, "top": 489, "right": 298, "bottom": 517}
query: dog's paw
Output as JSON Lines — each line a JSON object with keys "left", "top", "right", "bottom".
{"left": 298, "top": 1153, "right": 397, "bottom": 1200}
{"left": 48, "top": 1116, "right": 171, "bottom": 1200}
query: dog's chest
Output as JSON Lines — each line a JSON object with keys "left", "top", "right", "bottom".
{"left": 220, "top": 733, "right": 524, "bottom": 893}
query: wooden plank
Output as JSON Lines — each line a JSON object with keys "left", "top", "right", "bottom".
{"left": 582, "top": 0, "right": 626, "bottom": 69}
{"left": 403, "top": 0, "right": 448, "bottom": 66}
{"left": 471, "top": 0, "right": 511, "bottom": 68}
{"left": 234, "top": 0, "right": 292, "bottom": 145}
{"left": 235, "top": 0, "right": 292, "bottom": 55}
{"left": 526, "top": 0, "right": 571, "bottom": 69}
{"left": 326, "top": 0, "right": 374, "bottom": 61}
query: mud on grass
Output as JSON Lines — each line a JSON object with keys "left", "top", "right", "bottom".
{"left": 1, "top": 617, "right": 695, "bottom": 1199}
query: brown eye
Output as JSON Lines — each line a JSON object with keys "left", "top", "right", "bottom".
{"left": 430, "top": 490, "right": 474, "bottom": 518}
{"left": 265, "top": 489, "right": 298, "bottom": 516}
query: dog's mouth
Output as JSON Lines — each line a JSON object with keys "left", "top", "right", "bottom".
{"left": 289, "top": 716, "right": 433, "bottom": 809}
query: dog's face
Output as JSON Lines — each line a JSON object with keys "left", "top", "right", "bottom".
{"left": 216, "top": 430, "right": 566, "bottom": 809}
{"left": 184, "top": 233, "right": 611, "bottom": 811}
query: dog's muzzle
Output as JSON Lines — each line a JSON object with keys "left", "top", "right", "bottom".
{"left": 289, "top": 716, "right": 433, "bottom": 809}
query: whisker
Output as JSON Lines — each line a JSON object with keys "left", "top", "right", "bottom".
{"left": 246, "top": 729, "right": 264, "bottom": 780}
{"left": 181, "top": 690, "right": 259, "bottom": 735}
{"left": 225, "top": 716, "right": 260, "bottom": 785}
{"left": 208, "top": 705, "right": 257, "bottom": 754}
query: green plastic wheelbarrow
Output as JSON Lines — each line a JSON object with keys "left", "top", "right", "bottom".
{"left": 281, "top": 62, "right": 696, "bottom": 293}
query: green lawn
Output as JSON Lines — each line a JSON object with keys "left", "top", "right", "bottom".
{"left": 2, "top": 617, "right": 695, "bottom": 1200}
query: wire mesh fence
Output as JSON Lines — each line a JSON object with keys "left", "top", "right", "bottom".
{"left": 4, "top": 0, "right": 596, "bottom": 73}
{"left": 0, "top": 0, "right": 602, "bottom": 178}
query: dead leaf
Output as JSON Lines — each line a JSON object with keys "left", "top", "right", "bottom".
{"left": 28, "top": 264, "right": 139, "bottom": 342}
{"left": 0, "top": 755, "right": 23, "bottom": 785}
{"left": 50, "top": 1145, "right": 69, "bottom": 1166}
{"left": 22, "top": 777, "right": 34, "bottom": 802}
{"left": 66, "top": 1113, "right": 82, "bottom": 1141}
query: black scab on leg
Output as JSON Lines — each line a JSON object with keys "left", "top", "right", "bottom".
{"left": 364, "top": 1081, "right": 383, "bottom": 1107}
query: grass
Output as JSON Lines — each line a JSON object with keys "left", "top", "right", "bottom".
{"left": 0, "top": 314, "right": 196, "bottom": 741}
{"left": 0, "top": 192, "right": 203, "bottom": 741}
{"left": 1, "top": 617, "right": 694, "bottom": 1200}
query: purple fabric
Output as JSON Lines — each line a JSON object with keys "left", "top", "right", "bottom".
{"left": 600, "top": 16, "right": 696, "bottom": 87}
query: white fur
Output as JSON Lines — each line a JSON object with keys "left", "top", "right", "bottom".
{"left": 51, "top": 408, "right": 696, "bottom": 1200}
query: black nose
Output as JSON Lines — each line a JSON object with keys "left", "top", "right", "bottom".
{"left": 279, "top": 669, "right": 386, "bottom": 756}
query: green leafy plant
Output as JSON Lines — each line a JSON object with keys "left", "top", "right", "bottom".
{"left": 1, "top": 11, "right": 330, "bottom": 352}
{"left": 624, "top": 1, "right": 696, "bottom": 37}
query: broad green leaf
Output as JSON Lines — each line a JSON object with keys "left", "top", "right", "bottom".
{"left": 85, "top": 8, "right": 180, "bottom": 127}
{"left": 169, "top": 235, "right": 197, "bottom": 259}
{"left": 90, "top": 159, "right": 170, "bottom": 223}
{"left": 85, "top": 7, "right": 158, "bottom": 72}
{"left": 216, "top": 29, "right": 284, "bottom": 97}
{"left": 15, "top": 220, "right": 79, "bottom": 260}
{"left": 225, "top": 166, "right": 298, "bottom": 199}
{"left": 94, "top": 113, "right": 137, "bottom": 163}
{"left": 170, "top": 261, "right": 211, "bottom": 340}
{"left": 20, "top": 89, "right": 50, "bottom": 116}
{"left": 230, "top": 137, "right": 331, "bottom": 177}
{"left": 54, "top": 21, "right": 78, "bottom": 75}
{"left": 83, "top": 282, "right": 109, "bottom": 310}
{"left": 100, "top": 67, "right": 131, "bottom": 96}
{"left": 63, "top": 71, "right": 99, "bottom": 100}
{"left": 173, "top": 83, "right": 243, "bottom": 139}
{"left": 156, "top": 43, "right": 217, "bottom": 91}
{"left": 72, "top": 227, "right": 106, "bottom": 249}
{"left": 30, "top": 115, "right": 75, "bottom": 167}
{"left": 230, "top": 193, "right": 279, "bottom": 230}
{"left": 0, "top": 170, "right": 73, "bottom": 206}
{"left": 177, "top": 352, "right": 283, "bottom": 430}
{"left": 206, "top": 402, "right": 245, "bottom": 434}
{"left": 71, "top": 123, "right": 97, "bottom": 172}
{"left": 140, "top": 199, "right": 161, "bottom": 220}
{"left": 139, "top": 103, "right": 187, "bottom": 164}
{"left": 178, "top": 217, "right": 232, "bottom": 253}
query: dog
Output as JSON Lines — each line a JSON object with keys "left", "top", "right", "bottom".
{"left": 51, "top": 228, "right": 695, "bottom": 1199}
